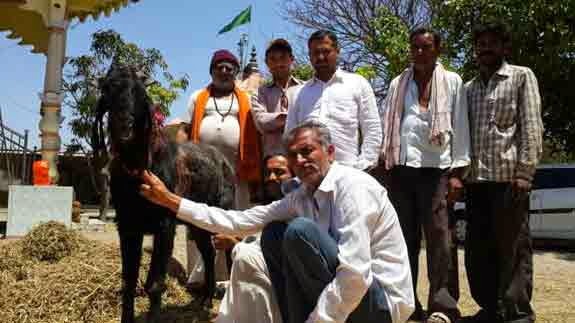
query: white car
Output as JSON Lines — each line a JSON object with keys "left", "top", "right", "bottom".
{"left": 453, "top": 164, "right": 575, "bottom": 244}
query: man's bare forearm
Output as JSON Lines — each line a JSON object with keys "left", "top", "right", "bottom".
{"left": 163, "top": 191, "right": 182, "bottom": 214}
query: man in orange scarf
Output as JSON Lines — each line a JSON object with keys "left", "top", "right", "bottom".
{"left": 188, "top": 49, "right": 261, "bottom": 207}
{"left": 185, "top": 49, "right": 262, "bottom": 289}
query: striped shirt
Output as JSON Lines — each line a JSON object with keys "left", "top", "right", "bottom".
{"left": 465, "top": 62, "right": 543, "bottom": 182}
{"left": 251, "top": 76, "right": 303, "bottom": 157}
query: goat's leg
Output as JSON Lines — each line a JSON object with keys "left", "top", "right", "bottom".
{"left": 225, "top": 249, "right": 233, "bottom": 272}
{"left": 119, "top": 232, "right": 144, "bottom": 323}
{"left": 144, "top": 228, "right": 175, "bottom": 323}
{"left": 188, "top": 225, "right": 216, "bottom": 308}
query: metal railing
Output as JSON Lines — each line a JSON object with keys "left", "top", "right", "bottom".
{"left": 0, "top": 107, "right": 32, "bottom": 185}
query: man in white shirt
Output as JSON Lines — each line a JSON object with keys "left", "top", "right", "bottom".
{"left": 140, "top": 120, "right": 414, "bottom": 323}
{"left": 380, "top": 28, "right": 470, "bottom": 323}
{"left": 285, "top": 30, "right": 382, "bottom": 171}
{"left": 184, "top": 50, "right": 263, "bottom": 290}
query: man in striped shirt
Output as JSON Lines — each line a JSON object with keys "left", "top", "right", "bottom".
{"left": 465, "top": 23, "right": 543, "bottom": 323}
{"left": 252, "top": 39, "right": 303, "bottom": 158}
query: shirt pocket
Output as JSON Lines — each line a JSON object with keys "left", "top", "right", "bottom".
{"left": 491, "top": 88, "right": 517, "bottom": 131}
{"left": 329, "top": 95, "right": 357, "bottom": 127}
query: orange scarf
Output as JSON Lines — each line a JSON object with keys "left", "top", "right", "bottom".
{"left": 190, "top": 86, "right": 262, "bottom": 182}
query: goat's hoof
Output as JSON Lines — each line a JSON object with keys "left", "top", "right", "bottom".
{"left": 187, "top": 297, "right": 213, "bottom": 311}
{"left": 185, "top": 282, "right": 205, "bottom": 294}
{"left": 199, "top": 295, "right": 214, "bottom": 310}
{"left": 146, "top": 310, "right": 161, "bottom": 323}
{"left": 214, "top": 284, "right": 227, "bottom": 299}
{"left": 120, "top": 314, "right": 135, "bottom": 323}
{"left": 197, "top": 309, "right": 218, "bottom": 321}
{"left": 187, "top": 298, "right": 203, "bottom": 311}
{"left": 204, "top": 299, "right": 214, "bottom": 310}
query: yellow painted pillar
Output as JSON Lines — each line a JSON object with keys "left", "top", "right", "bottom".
{"left": 38, "top": 0, "right": 67, "bottom": 184}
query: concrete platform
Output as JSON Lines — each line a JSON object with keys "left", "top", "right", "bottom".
{"left": 0, "top": 208, "right": 115, "bottom": 223}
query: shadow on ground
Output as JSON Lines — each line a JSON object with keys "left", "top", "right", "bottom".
{"left": 555, "top": 251, "right": 575, "bottom": 261}
{"left": 533, "top": 240, "right": 575, "bottom": 261}
{"left": 134, "top": 247, "right": 217, "bottom": 323}
{"left": 134, "top": 304, "right": 215, "bottom": 323}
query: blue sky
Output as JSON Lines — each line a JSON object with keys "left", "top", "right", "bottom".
{"left": 0, "top": 0, "right": 303, "bottom": 150}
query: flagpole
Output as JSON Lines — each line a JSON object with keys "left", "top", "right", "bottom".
{"left": 238, "top": 33, "right": 248, "bottom": 74}
{"left": 248, "top": 4, "right": 253, "bottom": 68}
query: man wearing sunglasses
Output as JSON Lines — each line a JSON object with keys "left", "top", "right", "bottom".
{"left": 252, "top": 39, "right": 303, "bottom": 158}
{"left": 186, "top": 49, "right": 262, "bottom": 209}
{"left": 185, "top": 49, "right": 262, "bottom": 289}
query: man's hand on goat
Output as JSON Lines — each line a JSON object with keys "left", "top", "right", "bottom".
{"left": 140, "top": 170, "right": 181, "bottom": 213}
{"left": 212, "top": 234, "right": 240, "bottom": 251}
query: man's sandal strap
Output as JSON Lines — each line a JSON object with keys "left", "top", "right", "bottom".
{"left": 427, "top": 312, "right": 451, "bottom": 323}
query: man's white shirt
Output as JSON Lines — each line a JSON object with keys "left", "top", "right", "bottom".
{"left": 176, "top": 162, "right": 414, "bottom": 323}
{"left": 285, "top": 70, "right": 383, "bottom": 170}
{"left": 381, "top": 70, "right": 471, "bottom": 169}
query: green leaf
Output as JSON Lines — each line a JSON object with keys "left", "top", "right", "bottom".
{"left": 430, "top": 0, "right": 575, "bottom": 157}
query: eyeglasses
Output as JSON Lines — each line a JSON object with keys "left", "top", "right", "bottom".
{"left": 213, "top": 62, "right": 238, "bottom": 74}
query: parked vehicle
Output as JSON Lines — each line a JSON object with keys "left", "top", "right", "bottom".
{"left": 452, "top": 164, "right": 575, "bottom": 244}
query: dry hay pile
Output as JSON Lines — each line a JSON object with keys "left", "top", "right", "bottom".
{"left": 20, "top": 221, "right": 80, "bottom": 262}
{"left": 0, "top": 221, "right": 194, "bottom": 323}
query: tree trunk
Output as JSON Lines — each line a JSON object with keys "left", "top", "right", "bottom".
{"left": 89, "top": 149, "right": 111, "bottom": 221}
{"left": 98, "top": 165, "right": 110, "bottom": 221}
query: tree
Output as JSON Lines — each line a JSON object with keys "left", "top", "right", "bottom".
{"left": 281, "top": 0, "right": 430, "bottom": 98}
{"left": 63, "top": 30, "right": 188, "bottom": 216}
{"left": 291, "top": 63, "right": 314, "bottom": 81}
{"left": 430, "top": 0, "right": 575, "bottom": 157}
{"left": 363, "top": 6, "right": 411, "bottom": 79}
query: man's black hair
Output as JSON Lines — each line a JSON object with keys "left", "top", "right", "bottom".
{"left": 409, "top": 27, "right": 442, "bottom": 48}
{"left": 265, "top": 39, "right": 294, "bottom": 60}
{"left": 472, "top": 22, "right": 512, "bottom": 45}
{"left": 307, "top": 30, "right": 339, "bottom": 49}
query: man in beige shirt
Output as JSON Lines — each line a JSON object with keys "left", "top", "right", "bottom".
{"left": 251, "top": 39, "right": 303, "bottom": 157}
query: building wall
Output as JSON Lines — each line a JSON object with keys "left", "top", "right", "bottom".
{"left": 0, "top": 152, "right": 100, "bottom": 207}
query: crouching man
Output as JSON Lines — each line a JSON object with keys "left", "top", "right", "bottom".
{"left": 139, "top": 120, "right": 415, "bottom": 323}
{"left": 214, "top": 154, "right": 295, "bottom": 323}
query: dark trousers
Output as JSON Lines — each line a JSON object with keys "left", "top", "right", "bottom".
{"left": 465, "top": 183, "right": 535, "bottom": 322}
{"left": 260, "top": 217, "right": 392, "bottom": 323}
{"left": 388, "top": 166, "right": 459, "bottom": 320}
{"left": 447, "top": 205, "right": 460, "bottom": 302}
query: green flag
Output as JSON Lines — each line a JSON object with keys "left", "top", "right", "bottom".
{"left": 218, "top": 6, "right": 251, "bottom": 34}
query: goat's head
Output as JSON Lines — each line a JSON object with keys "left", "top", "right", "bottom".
{"left": 93, "top": 63, "right": 154, "bottom": 171}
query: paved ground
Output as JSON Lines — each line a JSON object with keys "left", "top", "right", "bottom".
{"left": 80, "top": 225, "right": 575, "bottom": 323}
{"left": 414, "top": 249, "right": 575, "bottom": 322}
{"left": 2, "top": 221, "right": 573, "bottom": 323}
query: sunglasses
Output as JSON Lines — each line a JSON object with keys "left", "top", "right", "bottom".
{"left": 213, "top": 62, "right": 238, "bottom": 74}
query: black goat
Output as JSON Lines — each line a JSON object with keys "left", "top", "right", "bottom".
{"left": 93, "top": 64, "right": 234, "bottom": 323}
